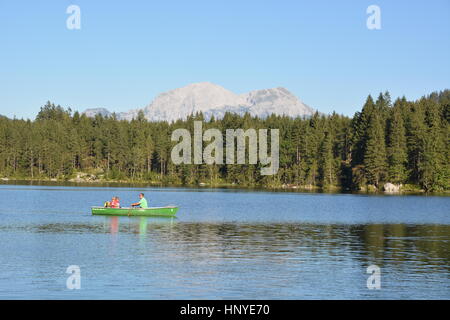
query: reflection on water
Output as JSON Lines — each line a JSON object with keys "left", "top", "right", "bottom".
{"left": 110, "top": 217, "right": 119, "bottom": 234}
{"left": 0, "top": 184, "right": 448, "bottom": 299}
{"left": 103, "top": 216, "right": 176, "bottom": 241}
{"left": 17, "top": 219, "right": 448, "bottom": 299}
{"left": 28, "top": 219, "right": 450, "bottom": 273}
{"left": 97, "top": 220, "right": 450, "bottom": 271}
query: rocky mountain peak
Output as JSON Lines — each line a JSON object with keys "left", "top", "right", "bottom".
{"left": 83, "top": 83, "right": 315, "bottom": 122}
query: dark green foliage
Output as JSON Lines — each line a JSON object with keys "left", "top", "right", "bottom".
{"left": 387, "top": 99, "right": 408, "bottom": 183}
{"left": 364, "top": 112, "right": 387, "bottom": 187}
{"left": 0, "top": 90, "right": 448, "bottom": 192}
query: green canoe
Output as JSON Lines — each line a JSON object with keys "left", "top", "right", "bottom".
{"left": 91, "top": 206, "right": 178, "bottom": 217}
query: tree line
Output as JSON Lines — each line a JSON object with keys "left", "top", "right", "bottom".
{"left": 0, "top": 90, "right": 448, "bottom": 192}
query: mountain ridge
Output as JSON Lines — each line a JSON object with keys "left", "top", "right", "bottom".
{"left": 83, "top": 82, "right": 315, "bottom": 122}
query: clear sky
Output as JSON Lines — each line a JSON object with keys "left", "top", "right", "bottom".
{"left": 0, "top": 0, "right": 449, "bottom": 119}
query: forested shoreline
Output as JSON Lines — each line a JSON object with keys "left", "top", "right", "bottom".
{"left": 0, "top": 90, "right": 448, "bottom": 192}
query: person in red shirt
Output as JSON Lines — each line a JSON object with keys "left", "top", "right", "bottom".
{"left": 110, "top": 196, "right": 120, "bottom": 208}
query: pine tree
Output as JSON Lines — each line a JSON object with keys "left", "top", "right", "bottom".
{"left": 319, "top": 131, "right": 334, "bottom": 187}
{"left": 364, "top": 112, "right": 387, "bottom": 187}
{"left": 387, "top": 99, "right": 408, "bottom": 183}
{"left": 419, "top": 98, "right": 448, "bottom": 191}
{"left": 351, "top": 95, "right": 375, "bottom": 167}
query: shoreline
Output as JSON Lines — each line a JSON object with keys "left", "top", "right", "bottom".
{"left": 1, "top": 177, "right": 448, "bottom": 196}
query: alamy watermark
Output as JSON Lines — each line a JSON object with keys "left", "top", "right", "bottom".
{"left": 366, "top": 265, "right": 381, "bottom": 289}
{"left": 65, "top": 4, "right": 381, "bottom": 31}
{"left": 171, "top": 121, "right": 279, "bottom": 175}
{"left": 66, "top": 5, "right": 81, "bottom": 30}
{"left": 367, "top": 5, "right": 381, "bottom": 30}
{"left": 66, "top": 265, "right": 81, "bottom": 289}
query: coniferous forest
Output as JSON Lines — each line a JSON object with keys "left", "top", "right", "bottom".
{"left": 0, "top": 90, "right": 448, "bottom": 192}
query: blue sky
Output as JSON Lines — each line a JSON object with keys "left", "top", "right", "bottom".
{"left": 0, "top": 0, "right": 449, "bottom": 119}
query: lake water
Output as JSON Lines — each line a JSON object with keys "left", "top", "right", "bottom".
{"left": 0, "top": 184, "right": 449, "bottom": 299}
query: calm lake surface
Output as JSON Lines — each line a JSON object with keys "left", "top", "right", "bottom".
{"left": 0, "top": 184, "right": 449, "bottom": 299}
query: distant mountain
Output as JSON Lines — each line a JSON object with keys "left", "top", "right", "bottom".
{"left": 83, "top": 108, "right": 111, "bottom": 118}
{"left": 83, "top": 82, "right": 315, "bottom": 122}
{"left": 241, "top": 87, "right": 314, "bottom": 118}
